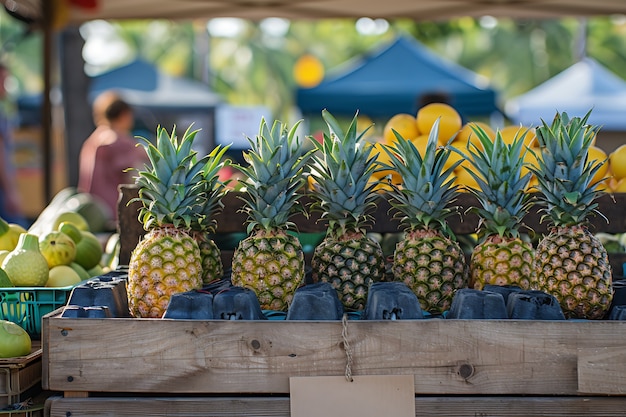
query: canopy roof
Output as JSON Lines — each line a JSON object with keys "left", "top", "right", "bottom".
{"left": 90, "top": 59, "right": 221, "bottom": 110}
{"left": 297, "top": 36, "right": 498, "bottom": 118}
{"left": 506, "top": 58, "right": 626, "bottom": 131}
{"left": 4, "top": 0, "right": 626, "bottom": 24}
{"left": 66, "top": 0, "right": 626, "bottom": 22}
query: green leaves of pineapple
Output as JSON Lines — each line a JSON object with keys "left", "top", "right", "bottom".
{"left": 382, "top": 118, "right": 461, "bottom": 237}
{"left": 308, "top": 110, "right": 380, "bottom": 236}
{"left": 235, "top": 118, "right": 313, "bottom": 233}
{"left": 132, "top": 125, "right": 231, "bottom": 232}
{"left": 530, "top": 110, "right": 608, "bottom": 227}
{"left": 451, "top": 122, "right": 533, "bottom": 239}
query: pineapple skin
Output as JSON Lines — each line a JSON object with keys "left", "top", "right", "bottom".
{"left": 470, "top": 235, "right": 534, "bottom": 290}
{"left": 196, "top": 234, "right": 224, "bottom": 284}
{"left": 128, "top": 227, "right": 203, "bottom": 318}
{"left": 534, "top": 225, "right": 613, "bottom": 319}
{"left": 231, "top": 229, "right": 305, "bottom": 311}
{"left": 311, "top": 230, "right": 385, "bottom": 311}
{"left": 393, "top": 228, "right": 467, "bottom": 314}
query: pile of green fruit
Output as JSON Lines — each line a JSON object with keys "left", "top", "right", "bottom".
{"left": 0, "top": 211, "right": 107, "bottom": 288}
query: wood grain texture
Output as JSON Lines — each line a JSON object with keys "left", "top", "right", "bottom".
{"left": 45, "top": 395, "right": 626, "bottom": 417}
{"left": 42, "top": 314, "right": 626, "bottom": 395}
{"left": 578, "top": 346, "right": 626, "bottom": 395}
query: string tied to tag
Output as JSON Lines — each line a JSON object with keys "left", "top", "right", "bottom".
{"left": 341, "top": 314, "right": 354, "bottom": 382}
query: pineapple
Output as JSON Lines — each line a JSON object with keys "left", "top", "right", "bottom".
{"left": 384, "top": 119, "right": 468, "bottom": 314}
{"left": 309, "top": 110, "right": 386, "bottom": 311}
{"left": 127, "top": 126, "right": 214, "bottom": 318}
{"left": 192, "top": 145, "right": 231, "bottom": 285}
{"left": 530, "top": 111, "right": 612, "bottom": 319}
{"left": 230, "top": 118, "right": 313, "bottom": 312}
{"left": 455, "top": 124, "right": 535, "bottom": 290}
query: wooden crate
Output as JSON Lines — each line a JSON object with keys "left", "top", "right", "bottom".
{"left": 41, "top": 314, "right": 626, "bottom": 415}
{"left": 0, "top": 343, "right": 42, "bottom": 409}
{"left": 41, "top": 316, "right": 626, "bottom": 396}
{"left": 0, "top": 343, "right": 42, "bottom": 411}
{"left": 40, "top": 185, "right": 626, "bottom": 416}
{"left": 43, "top": 396, "right": 626, "bottom": 417}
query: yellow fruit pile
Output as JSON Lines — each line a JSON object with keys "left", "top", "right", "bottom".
{"left": 376, "top": 105, "right": 626, "bottom": 194}
{"left": 607, "top": 145, "right": 626, "bottom": 193}
{"left": 0, "top": 211, "right": 107, "bottom": 289}
{"left": 375, "top": 103, "right": 464, "bottom": 189}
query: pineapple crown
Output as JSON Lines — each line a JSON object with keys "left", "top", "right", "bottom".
{"left": 197, "top": 144, "right": 232, "bottom": 234}
{"left": 235, "top": 118, "right": 313, "bottom": 234}
{"left": 133, "top": 125, "right": 231, "bottom": 232}
{"left": 530, "top": 110, "right": 607, "bottom": 227}
{"left": 453, "top": 124, "right": 533, "bottom": 239}
{"left": 382, "top": 119, "right": 462, "bottom": 237}
{"left": 308, "top": 110, "right": 379, "bottom": 236}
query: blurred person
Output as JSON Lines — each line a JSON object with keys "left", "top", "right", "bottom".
{"left": 78, "top": 91, "right": 147, "bottom": 222}
{"left": 0, "top": 62, "right": 26, "bottom": 226}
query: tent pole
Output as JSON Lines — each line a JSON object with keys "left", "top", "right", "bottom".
{"left": 41, "top": 0, "right": 53, "bottom": 204}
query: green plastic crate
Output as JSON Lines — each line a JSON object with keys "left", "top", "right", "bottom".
{"left": 0, "top": 284, "right": 80, "bottom": 339}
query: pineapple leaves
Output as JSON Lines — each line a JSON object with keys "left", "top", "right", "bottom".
{"left": 132, "top": 125, "right": 231, "bottom": 233}
{"left": 308, "top": 111, "right": 380, "bottom": 236}
{"left": 235, "top": 118, "right": 313, "bottom": 233}
{"left": 532, "top": 110, "right": 607, "bottom": 227}
{"left": 383, "top": 119, "right": 461, "bottom": 236}
{"left": 450, "top": 123, "right": 533, "bottom": 239}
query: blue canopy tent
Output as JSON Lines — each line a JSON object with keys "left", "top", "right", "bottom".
{"left": 18, "top": 59, "right": 222, "bottom": 152}
{"left": 506, "top": 57, "right": 626, "bottom": 131}
{"left": 296, "top": 36, "right": 500, "bottom": 120}
{"left": 88, "top": 59, "right": 222, "bottom": 112}
{"left": 19, "top": 59, "right": 222, "bottom": 121}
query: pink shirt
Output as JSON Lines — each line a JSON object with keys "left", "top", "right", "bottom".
{"left": 78, "top": 126, "right": 147, "bottom": 219}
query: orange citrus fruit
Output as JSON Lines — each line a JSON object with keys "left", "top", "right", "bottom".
{"left": 609, "top": 145, "right": 626, "bottom": 180}
{"left": 383, "top": 113, "right": 419, "bottom": 145}
{"left": 454, "top": 122, "right": 495, "bottom": 146}
{"left": 611, "top": 178, "right": 626, "bottom": 193}
{"left": 588, "top": 146, "right": 609, "bottom": 184}
{"left": 500, "top": 125, "right": 537, "bottom": 148}
{"left": 454, "top": 166, "right": 479, "bottom": 192}
{"left": 357, "top": 115, "right": 376, "bottom": 139}
{"left": 416, "top": 103, "right": 462, "bottom": 145}
{"left": 521, "top": 148, "right": 541, "bottom": 178}
{"left": 443, "top": 148, "right": 465, "bottom": 172}
{"left": 371, "top": 142, "right": 401, "bottom": 184}
{"left": 409, "top": 134, "right": 430, "bottom": 156}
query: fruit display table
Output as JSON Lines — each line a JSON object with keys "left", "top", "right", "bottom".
{"left": 41, "top": 185, "right": 626, "bottom": 417}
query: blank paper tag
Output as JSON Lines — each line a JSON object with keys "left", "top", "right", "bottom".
{"left": 290, "top": 375, "right": 415, "bottom": 417}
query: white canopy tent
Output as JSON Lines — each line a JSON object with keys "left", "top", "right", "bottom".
{"left": 506, "top": 58, "right": 626, "bottom": 131}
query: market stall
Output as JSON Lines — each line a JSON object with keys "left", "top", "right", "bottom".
{"left": 2, "top": 2, "right": 626, "bottom": 417}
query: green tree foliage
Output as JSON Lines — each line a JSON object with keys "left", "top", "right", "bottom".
{"left": 3, "top": 8, "right": 626, "bottom": 123}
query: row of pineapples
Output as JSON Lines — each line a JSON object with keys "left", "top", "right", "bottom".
{"left": 126, "top": 109, "right": 613, "bottom": 321}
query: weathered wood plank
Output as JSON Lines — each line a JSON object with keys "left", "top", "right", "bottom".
{"left": 42, "top": 314, "right": 626, "bottom": 396}
{"left": 45, "top": 395, "right": 626, "bottom": 417}
{"left": 578, "top": 346, "right": 626, "bottom": 395}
